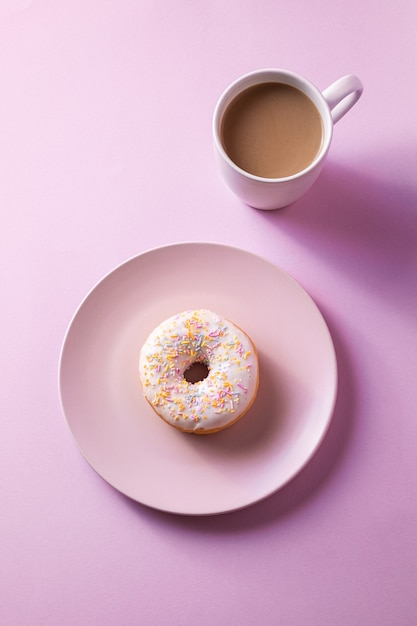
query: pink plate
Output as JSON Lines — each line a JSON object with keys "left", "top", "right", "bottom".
{"left": 59, "top": 242, "right": 337, "bottom": 515}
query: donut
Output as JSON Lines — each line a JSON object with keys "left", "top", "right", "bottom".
{"left": 139, "top": 309, "right": 259, "bottom": 434}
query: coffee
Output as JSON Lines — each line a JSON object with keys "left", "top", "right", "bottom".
{"left": 221, "top": 82, "right": 323, "bottom": 178}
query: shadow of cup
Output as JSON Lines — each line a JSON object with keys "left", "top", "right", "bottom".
{"left": 258, "top": 159, "right": 417, "bottom": 318}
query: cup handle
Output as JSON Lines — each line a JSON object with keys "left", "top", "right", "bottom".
{"left": 322, "top": 75, "right": 363, "bottom": 124}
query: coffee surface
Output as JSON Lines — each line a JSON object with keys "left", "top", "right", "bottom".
{"left": 221, "top": 82, "right": 323, "bottom": 178}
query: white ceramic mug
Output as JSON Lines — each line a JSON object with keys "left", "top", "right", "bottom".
{"left": 213, "top": 69, "right": 363, "bottom": 210}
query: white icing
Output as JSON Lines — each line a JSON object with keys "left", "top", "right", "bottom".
{"left": 139, "top": 309, "right": 259, "bottom": 433}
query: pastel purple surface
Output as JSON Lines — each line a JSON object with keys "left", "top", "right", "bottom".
{"left": 1, "top": 2, "right": 416, "bottom": 625}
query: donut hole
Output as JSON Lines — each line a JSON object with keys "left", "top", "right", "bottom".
{"left": 183, "top": 360, "right": 210, "bottom": 384}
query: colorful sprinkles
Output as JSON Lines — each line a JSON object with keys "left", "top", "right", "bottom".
{"left": 138, "top": 309, "right": 258, "bottom": 432}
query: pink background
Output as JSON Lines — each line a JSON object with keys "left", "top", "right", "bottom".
{"left": 1, "top": 1, "right": 416, "bottom": 624}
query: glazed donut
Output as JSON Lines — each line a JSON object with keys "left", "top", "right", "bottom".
{"left": 139, "top": 309, "right": 259, "bottom": 434}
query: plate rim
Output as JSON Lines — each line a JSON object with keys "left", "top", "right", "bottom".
{"left": 58, "top": 241, "right": 338, "bottom": 515}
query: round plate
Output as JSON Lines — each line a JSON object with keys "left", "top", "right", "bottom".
{"left": 59, "top": 242, "right": 337, "bottom": 515}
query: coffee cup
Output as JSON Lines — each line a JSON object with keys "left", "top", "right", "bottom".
{"left": 213, "top": 69, "right": 363, "bottom": 210}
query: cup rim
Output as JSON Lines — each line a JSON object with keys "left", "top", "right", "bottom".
{"left": 213, "top": 68, "right": 333, "bottom": 184}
